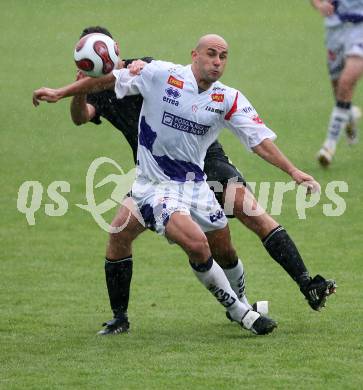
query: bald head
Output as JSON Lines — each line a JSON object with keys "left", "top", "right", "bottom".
{"left": 195, "top": 34, "right": 228, "bottom": 52}
{"left": 191, "top": 34, "right": 229, "bottom": 89}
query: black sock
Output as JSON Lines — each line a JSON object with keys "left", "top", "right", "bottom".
{"left": 262, "top": 226, "right": 310, "bottom": 287}
{"left": 105, "top": 256, "right": 133, "bottom": 318}
{"left": 336, "top": 100, "right": 351, "bottom": 110}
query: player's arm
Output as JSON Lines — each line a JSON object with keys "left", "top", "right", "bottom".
{"left": 32, "top": 72, "right": 116, "bottom": 106}
{"left": 70, "top": 71, "right": 96, "bottom": 125}
{"left": 70, "top": 95, "right": 96, "bottom": 125}
{"left": 252, "top": 139, "right": 320, "bottom": 192}
{"left": 310, "top": 0, "right": 335, "bottom": 17}
{"left": 69, "top": 58, "right": 154, "bottom": 125}
{"left": 223, "top": 91, "right": 320, "bottom": 192}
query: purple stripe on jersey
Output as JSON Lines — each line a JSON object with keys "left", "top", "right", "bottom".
{"left": 154, "top": 154, "right": 205, "bottom": 182}
{"left": 139, "top": 115, "right": 157, "bottom": 152}
{"left": 139, "top": 116, "right": 205, "bottom": 182}
{"left": 338, "top": 13, "right": 363, "bottom": 23}
{"left": 333, "top": 1, "right": 363, "bottom": 23}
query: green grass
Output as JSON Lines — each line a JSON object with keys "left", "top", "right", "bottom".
{"left": 1, "top": 1, "right": 363, "bottom": 389}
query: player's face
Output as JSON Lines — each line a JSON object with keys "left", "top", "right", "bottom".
{"left": 192, "top": 43, "right": 228, "bottom": 86}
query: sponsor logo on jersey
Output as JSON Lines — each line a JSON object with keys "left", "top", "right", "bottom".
{"left": 252, "top": 115, "right": 264, "bottom": 125}
{"left": 167, "top": 75, "right": 184, "bottom": 89}
{"left": 165, "top": 87, "right": 181, "bottom": 99}
{"left": 242, "top": 106, "right": 254, "bottom": 114}
{"left": 205, "top": 106, "right": 224, "bottom": 114}
{"left": 163, "top": 87, "right": 181, "bottom": 106}
{"left": 212, "top": 86, "right": 226, "bottom": 92}
{"left": 162, "top": 111, "right": 210, "bottom": 135}
{"left": 211, "top": 93, "right": 224, "bottom": 102}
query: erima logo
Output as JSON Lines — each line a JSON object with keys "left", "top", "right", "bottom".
{"left": 167, "top": 75, "right": 184, "bottom": 89}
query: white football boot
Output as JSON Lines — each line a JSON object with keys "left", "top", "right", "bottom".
{"left": 252, "top": 300, "right": 269, "bottom": 316}
{"left": 317, "top": 141, "right": 336, "bottom": 167}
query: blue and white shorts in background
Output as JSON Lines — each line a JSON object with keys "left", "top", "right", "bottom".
{"left": 131, "top": 177, "right": 227, "bottom": 235}
{"left": 325, "top": 22, "right": 363, "bottom": 79}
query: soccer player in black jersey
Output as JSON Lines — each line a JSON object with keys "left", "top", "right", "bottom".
{"left": 35, "top": 27, "right": 336, "bottom": 335}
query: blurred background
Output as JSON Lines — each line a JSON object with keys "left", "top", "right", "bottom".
{"left": 1, "top": 1, "right": 362, "bottom": 388}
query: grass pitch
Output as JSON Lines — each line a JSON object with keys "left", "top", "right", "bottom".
{"left": 1, "top": 1, "right": 362, "bottom": 389}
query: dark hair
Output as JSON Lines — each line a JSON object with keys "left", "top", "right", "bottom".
{"left": 80, "top": 26, "right": 113, "bottom": 39}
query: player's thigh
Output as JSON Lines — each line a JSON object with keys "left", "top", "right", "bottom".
{"left": 204, "top": 144, "right": 245, "bottom": 211}
{"left": 339, "top": 24, "right": 363, "bottom": 86}
{"left": 337, "top": 56, "right": 363, "bottom": 100}
{"left": 110, "top": 196, "right": 146, "bottom": 239}
{"left": 228, "top": 184, "right": 278, "bottom": 238}
{"left": 225, "top": 183, "right": 264, "bottom": 218}
{"left": 341, "top": 56, "right": 363, "bottom": 84}
{"left": 165, "top": 211, "right": 210, "bottom": 259}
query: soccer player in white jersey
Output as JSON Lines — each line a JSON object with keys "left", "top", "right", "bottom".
{"left": 33, "top": 34, "right": 333, "bottom": 336}
{"left": 311, "top": 0, "right": 363, "bottom": 166}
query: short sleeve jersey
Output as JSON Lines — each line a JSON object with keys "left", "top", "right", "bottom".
{"left": 113, "top": 60, "right": 276, "bottom": 183}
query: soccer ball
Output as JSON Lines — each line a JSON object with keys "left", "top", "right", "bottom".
{"left": 74, "top": 33, "right": 120, "bottom": 78}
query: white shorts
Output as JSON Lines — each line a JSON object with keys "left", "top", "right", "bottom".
{"left": 131, "top": 177, "right": 227, "bottom": 235}
{"left": 325, "top": 22, "right": 363, "bottom": 79}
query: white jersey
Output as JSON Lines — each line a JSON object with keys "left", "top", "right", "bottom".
{"left": 113, "top": 61, "right": 276, "bottom": 184}
{"left": 325, "top": 0, "right": 363, "bottom": 28}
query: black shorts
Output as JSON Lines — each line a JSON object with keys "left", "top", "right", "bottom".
{"left": 204, "top": 141, "right": 246, "bottom": 214}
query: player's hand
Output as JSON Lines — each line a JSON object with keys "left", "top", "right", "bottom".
{"left": 32, "top": 87, "right": 61, "bottom": 106}
{"left": 127, "top": 60, "right": 147, "bottom": 75}
{"left": 316, "top": 1, "right": 335, "bottom": 17}
{"left": 290, "top": 169, "right": 321, "bottom": 194}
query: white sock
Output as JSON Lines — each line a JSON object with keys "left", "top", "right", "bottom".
{"left": 325, "top": 106, "right": 351, "bottom": 150}
{"left": 190, "top": 258, "right": 249, "bottom": 322}
{"left": 222, "top": 259, "right": 252, "bottom": 309}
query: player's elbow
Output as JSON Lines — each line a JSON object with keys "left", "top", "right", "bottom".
{"left": 71, "top": 115, "right": 88, "bottom": 126}
{"left": 72, "top": 119, "right": 85, "bottom": 126}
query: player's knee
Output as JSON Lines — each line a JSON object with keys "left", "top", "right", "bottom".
{"left": 338, "top": 75, "right": 355, "bottom": 97}
{"left": 186, "top": 235, "right": 210, "bottom": 260}
{"left": 235, "top": 209, "right": 278, "bottom": 239}
{"left": 108, "top": 231, "right": 125, "bottom": 247}
{"left": 106, "top": 230, "right": 133, "bottom": 257}
{"left": 110, "top": 214, "right": 127, "bottom": 230}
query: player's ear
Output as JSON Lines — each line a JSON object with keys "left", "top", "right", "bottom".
{"left": 114, "top": 42, "right": 120, "bottom": 57}
{"left": 191, "top": 49, "right": 198, "bottom": 62}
